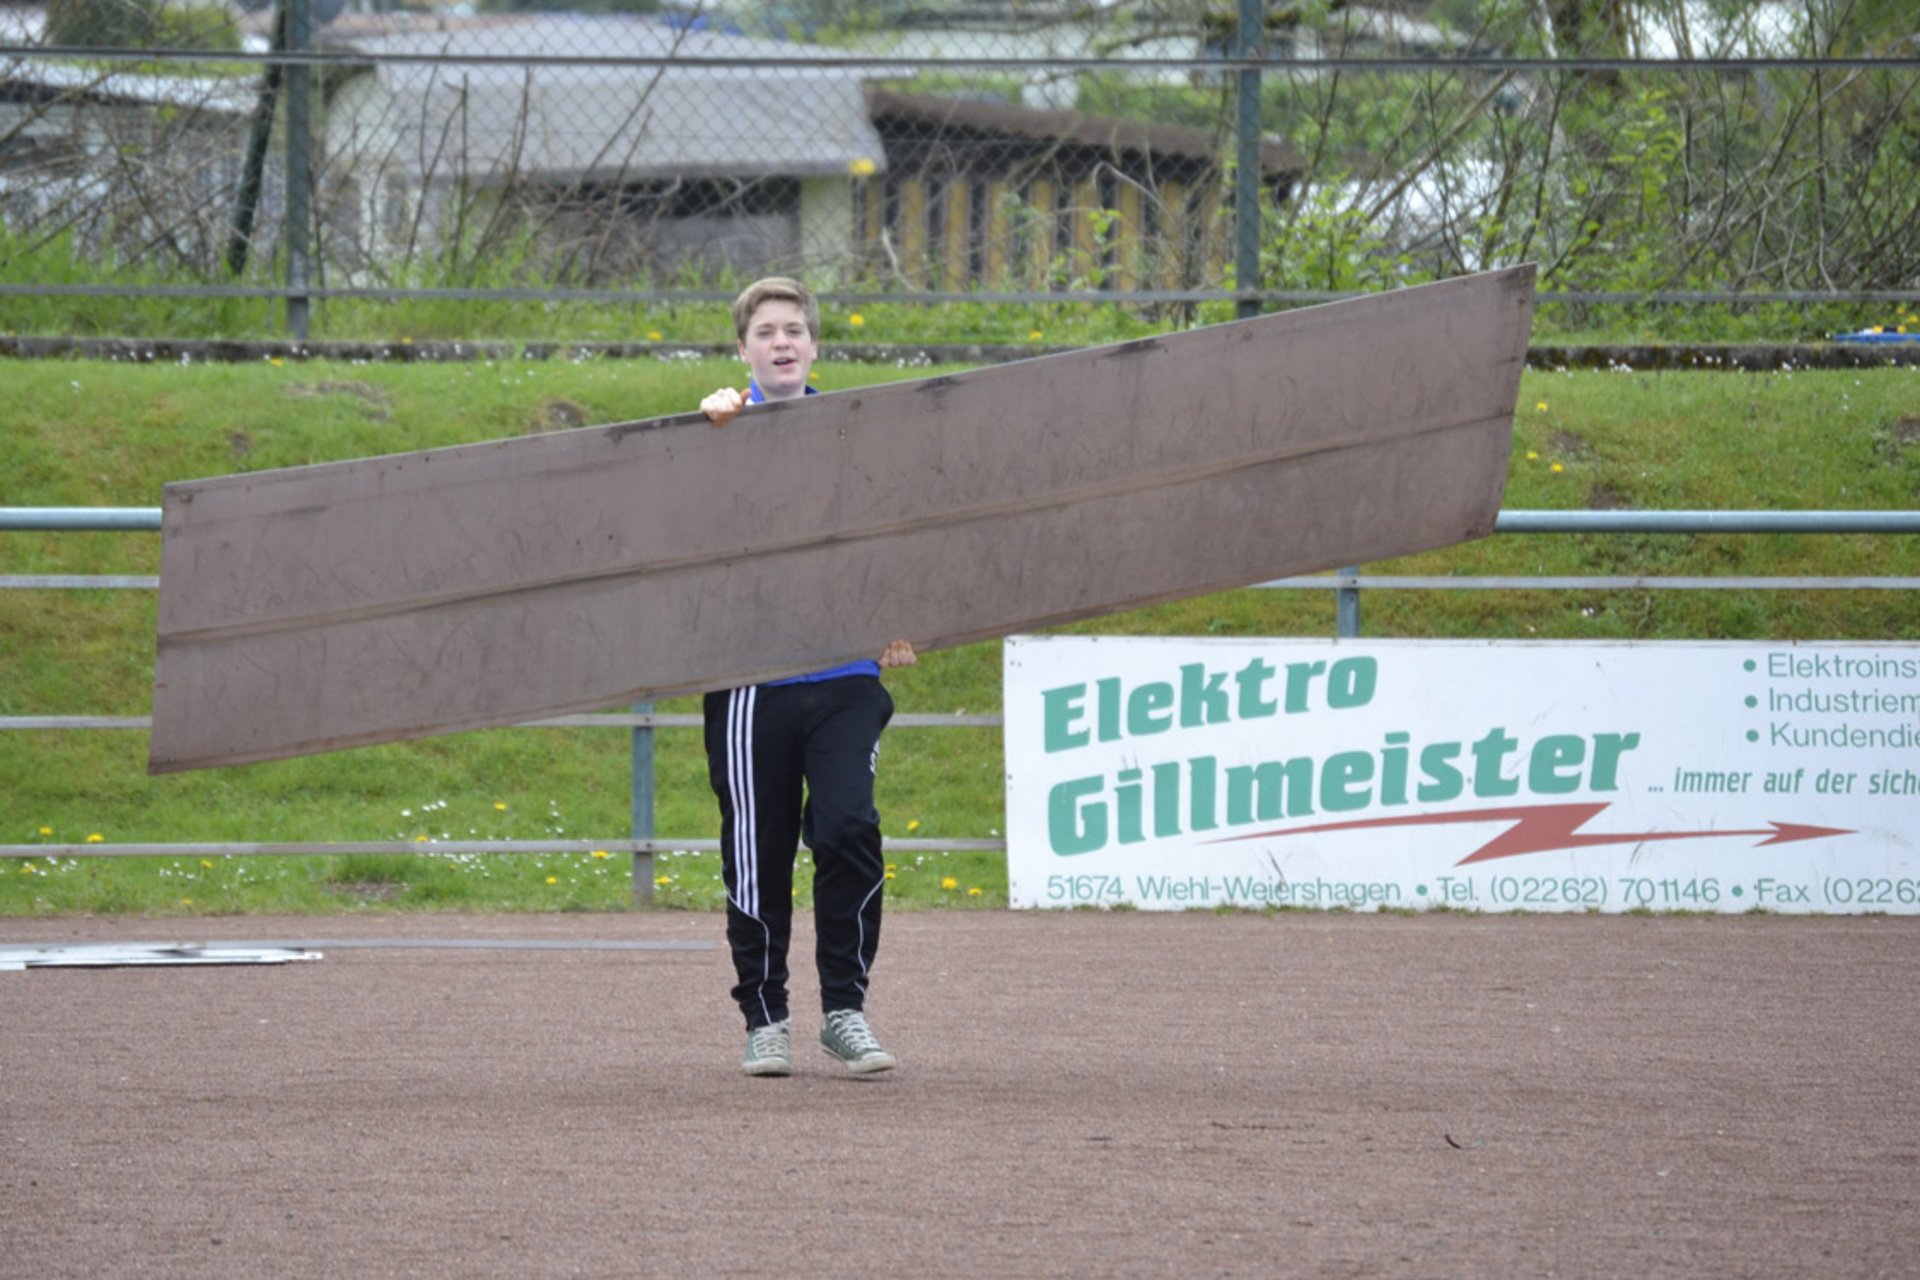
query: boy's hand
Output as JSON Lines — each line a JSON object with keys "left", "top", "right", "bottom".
{"left": 700, "top": 387, "right": 749, "bottom": 427}
{"left": 878, "top": 640, "right": 917, "bottom": 669}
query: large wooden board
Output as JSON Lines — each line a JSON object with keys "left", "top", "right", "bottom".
{"left": 148, "top": 266, "right": 1535, "bottom": 772}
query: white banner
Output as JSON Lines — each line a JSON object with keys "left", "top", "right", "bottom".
{"left": 1003, "top": 637, "right": 1920, "bottom": 913}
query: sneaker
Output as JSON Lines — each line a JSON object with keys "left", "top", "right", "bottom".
{"left": 742, "top": 1019, "right": 792, "bottom": 1077}
{"left": 819, "top": 1009, "right": 896, "bottom": 1075}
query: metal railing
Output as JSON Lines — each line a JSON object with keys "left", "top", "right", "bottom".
{"left": 5, "top": 505, "right": 1917, "bottom": 897}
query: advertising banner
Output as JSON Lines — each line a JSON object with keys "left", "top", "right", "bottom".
{"left": 1003, "top": 637, "right": 1920, "bottom": 913}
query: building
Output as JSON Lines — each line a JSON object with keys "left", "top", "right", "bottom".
{"left": 864, "top": 87, "right": 1300, "bottom": 291}
{"left": 0, "top": 57, "right": 254, "bottom": 265}
{"left": 2, "top": 5, "right": 1299, "bottom": 289}
{"left": 314, "top": 12, "right": 894, "bottom": 280}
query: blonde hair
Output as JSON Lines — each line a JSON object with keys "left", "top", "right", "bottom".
{"left": 731, "top": 276, "right": 819, "bottom": 344}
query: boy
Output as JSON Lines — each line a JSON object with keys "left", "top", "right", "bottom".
{"left": 698, "top": 277, "right": 916, "bottom": 1077}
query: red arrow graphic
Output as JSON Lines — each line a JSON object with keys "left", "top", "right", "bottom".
{"left": 1206, "top": 803, "right": 1854, "bottom": 866}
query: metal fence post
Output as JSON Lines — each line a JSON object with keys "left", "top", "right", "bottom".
{"left": 1337, "top": 565, "right": 1361, "bottom": 637}
{"left": 284, "top": 0, "right": 312, "bottom": 340}
{"left": 631, "top": 701, "right": 655, "bottom": 904}
{"left": 1233, "top": 0, "right": 1264, "bottom": 321}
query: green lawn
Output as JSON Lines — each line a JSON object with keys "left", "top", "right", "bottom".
{"left": 3, "top": 355, "right": 1917, "bottom": 915}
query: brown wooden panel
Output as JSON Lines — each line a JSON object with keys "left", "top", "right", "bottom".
{"left": 1114, "top": 181, "right": 1144, "bottom": 291}
{"left": 148, "top": 266, "right": 1536, "bottom": 772}
{"left": 984, "top": 178, "right": 1010, "bottom": 285}
{"left": 1026, "top": 178, "right": 1053, "bottom": 289}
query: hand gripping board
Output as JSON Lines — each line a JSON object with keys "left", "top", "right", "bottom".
{"left": 148, "top": 265, "right": 1535, "bottom": 772}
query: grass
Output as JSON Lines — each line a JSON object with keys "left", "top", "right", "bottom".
{"left": 0, "top": 224, "right": 1181, "bottom": 348}
{"left": 3, "top": 353, "right": 1918, "bottom": 917}
{"left": 11, "top": 214, "right": 1910, "bottom": 350}
{"left": 9, "top": 289, "right": 1908, "bottom": 350}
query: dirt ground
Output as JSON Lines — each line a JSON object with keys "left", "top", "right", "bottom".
{"left": 2, "top": 909, "right": 1916, "bottom": 1278}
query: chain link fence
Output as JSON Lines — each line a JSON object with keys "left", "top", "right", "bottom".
{"left": 3, "top": 1, "right": 1919, "bottom": 333}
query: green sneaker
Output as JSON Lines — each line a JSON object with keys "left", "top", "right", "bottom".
{"left": 742, "top": 1019, "right": 792, "bottom": 1077}
{"left": 819, "top": 1009, "right": 896, "bottom": 1075}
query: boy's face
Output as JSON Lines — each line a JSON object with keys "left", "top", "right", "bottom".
{"left": 737, "top": 299, "right": 817, "bottom": 401}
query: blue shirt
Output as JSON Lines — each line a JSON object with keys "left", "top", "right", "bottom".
{"left": 745, "top": 379, "right": 882, "bottom": 686}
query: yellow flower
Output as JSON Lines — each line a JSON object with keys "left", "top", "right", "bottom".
{"left": 885, "top": 863, "right": 897, "bottom": 872}
{"left": 180, "top": 897, "right": 192, "bottom": 906}
{"left": 884, "top": 871, "right": 895, "bottom": 880}
{"left": 414, "top": 834, "right": 429, "bottom": 843}
{"left": 655, "top": 874, "right": 672, "bottom": 886}
{"left": 1526, "top": 450, "right": 1540, "bottom": 461}
{"left": 967, "top": 886, "right": 982, "bottom": 897}
{"left": 400, "top": 336, "right": 413, "bottom": 344}
{"left": 941, "top": 876, "right": 959, "bottom": 890}
{"left": 906, "top": 819, "right": 921, "bottom": 832}
{"left": 646, "top": 330, "right": 663, "bottom": 342}
{"left": 545, "top": 875, "right": 558, "bottom": 885}
{"left": 268, "top": 356, "right": 284, "bottom": 367}
{"left": 1028, "top": 330, "right": 1043, "bottom": 341}
{"left": 1550, "top": 462, "right": 1565, "bottom": 473}
{"left": 1535, "top": 401, "right": 1548, "bottom": 411}
{"left": 849, "top": 313, "right": 865, "bottom": 327}
{"left": 493, "top": 802, "right": 508, "bottom": 811}
{"left": 847, "top": 156, "right": 877, "bottom": 177}
{"left": 591, "top": 849, "right": 611, "bottom": 859}
{"left": 38, "top": 826, "right": 51, "bottom": 836}
{"left": 19, "top": 864, "right": 34, "bottom": 875}
{"left": 85, "top": 833, "right": 103, "bottom": 843}
{"left": 200, "top": 859, "right": 214, "bottom": 869}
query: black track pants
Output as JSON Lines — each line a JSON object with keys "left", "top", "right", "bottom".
{"left": 703, "top": 675, "right": 894, "bottom": 1030}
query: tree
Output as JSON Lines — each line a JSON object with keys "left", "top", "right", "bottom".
{"left": 1543, "top": 0, "right": 1629, "bottom": 55}
{"left": 47, "top": 0, "right": 162, "bottom": 46}
{"left": 1537, "top": 0, "right": 1914, "bottom": 59}
{"left": 1811, "top": 0, "right": 1917, "bottom": 54}
{"left": 46, "top": 0, "right": 239, "bottom": 49}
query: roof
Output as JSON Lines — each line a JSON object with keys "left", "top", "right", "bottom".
{"left": 331, "top": 15, "right": 891, "bottom": 182}
{"left": 0, "top": 59, "right": 254, "bottom": 114}
{"left": 865, "top": 88, "right": 1304, "bottom": 176}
